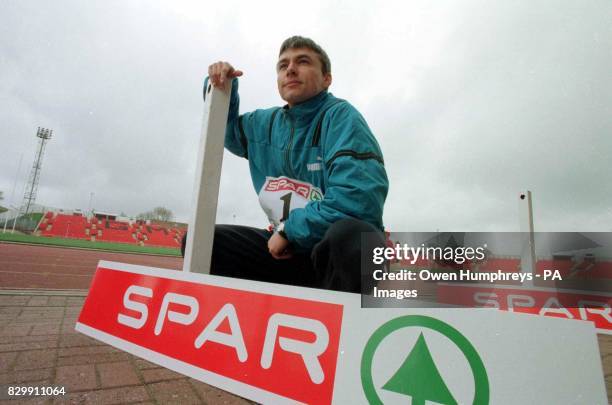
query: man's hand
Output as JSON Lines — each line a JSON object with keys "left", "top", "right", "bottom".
{"left": 208, "top": 61, "right": 243, "bottom": 91}
{"left": 268, "top": 232, "right": 293, "bottom": 260}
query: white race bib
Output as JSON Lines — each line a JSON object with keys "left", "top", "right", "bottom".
{"left": 258, "top": 176, "right": 323, "bottom": 227}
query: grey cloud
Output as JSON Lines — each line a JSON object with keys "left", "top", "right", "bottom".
{"left": 1, "top": 1, "right": 610, "bottom": 233}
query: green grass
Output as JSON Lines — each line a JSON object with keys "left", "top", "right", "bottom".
{"left": 0, "top": 232, "right": 181, "bottom": 256}
{"left": 24, "top": 212, "right": 43, "bottom": 223}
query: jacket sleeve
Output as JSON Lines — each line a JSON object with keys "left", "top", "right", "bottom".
{"left": 204, "top": 77, "right": 250, "bottom": 158}
{"left": 284, "top": 103, "right": 389, "bottom": 249}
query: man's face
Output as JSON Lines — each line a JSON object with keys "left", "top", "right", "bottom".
{"left": 276, "top": 47, "right": 332, "bottom": 107}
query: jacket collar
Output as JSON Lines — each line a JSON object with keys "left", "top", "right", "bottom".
{"left": 282, "top": 90, "right": 331, "bottom": 123}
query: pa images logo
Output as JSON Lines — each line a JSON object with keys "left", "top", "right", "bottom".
{"left": 361, "top": 316, "right": 489, "bottom": 405}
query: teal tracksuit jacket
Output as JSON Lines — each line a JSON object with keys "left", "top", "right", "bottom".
{"left": 208, "top": 78, "right": 388, "bottom": 250}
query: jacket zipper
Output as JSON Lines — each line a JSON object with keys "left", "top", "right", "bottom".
{"left": 284, "top": 114, "right": 297, "bottom": 179}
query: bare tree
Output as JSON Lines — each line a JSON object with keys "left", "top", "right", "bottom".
{"left": 136, "top": 211, "right": 153, "bottom": 220}
{"left": 152, "top": 206, "right": 173, "bottom": 221}
{"left": 137, "top": 206, "right": 173, "bottom": 222}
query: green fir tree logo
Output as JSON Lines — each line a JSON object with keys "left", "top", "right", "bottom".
{"left": 361, "top": 315, "right": 489, "bottom": 405}
{"left": 382, "top": 332, "right": 457, "bottom": 405}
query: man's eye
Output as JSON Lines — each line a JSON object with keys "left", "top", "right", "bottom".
{"left": 278, "top": 64, "right": 287, "bottom": 70}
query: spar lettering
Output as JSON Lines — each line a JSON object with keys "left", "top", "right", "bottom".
{"left": 265, "top": 177, "right": 311, "bottom": 199}
{"left": 117, "top": 285, "right": 330, "bottom": 384}
{"left": 473, "top": 292, "right": 612, "bottom": 324}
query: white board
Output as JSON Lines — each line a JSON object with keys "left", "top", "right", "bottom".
{"left": 183, "top": 81, "right": 231, "bottom": 274}
{"left": 77, "top": 261, "right": 608, "bottom": 405}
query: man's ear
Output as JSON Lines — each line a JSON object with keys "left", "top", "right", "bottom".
{"left": 324, "top": 73, "right": 332, "bottom": 89}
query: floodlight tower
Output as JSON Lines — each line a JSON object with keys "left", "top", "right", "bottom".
{"left": 21, "top": 127, "right": 53, "bottom": 215}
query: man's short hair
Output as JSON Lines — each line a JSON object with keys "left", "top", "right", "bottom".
{"left": 279, "top": 36, "right": 331, "bottom": 75}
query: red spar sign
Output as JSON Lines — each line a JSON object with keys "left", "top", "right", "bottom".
{"left": 76, "top": 262, "right": 343, "bottom": 405}
{"left": 437, "top": 283, "right": 612, "bottom": 333}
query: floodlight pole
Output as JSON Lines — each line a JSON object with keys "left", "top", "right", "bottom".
{"left": 22, "top": 127, "right": 53, "bottom": 215}
{"left": 183, "top": 82, "right": 232, "bottom": 273}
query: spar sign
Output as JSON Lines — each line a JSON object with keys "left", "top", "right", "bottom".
{"left": 76, "top": 261, "right": 343, "bottom": 404}
{"left": 437, "top": 283, "right": 612, "bottom": 333}
{"left": 77, "top": 261, "right": 608, "bottom": 404}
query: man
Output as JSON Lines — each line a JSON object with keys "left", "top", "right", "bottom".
{"left": 188, "top": 36, "right": 388, "bottom": 293}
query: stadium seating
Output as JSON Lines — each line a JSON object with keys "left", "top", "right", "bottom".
{"left": 535, "top": 258, "right": 612, "bottom": 281}
{"left": 585, "top": 261, "right": 612, "bottom": 280}
{"left": 535, "top": 259, "right": 573, "bottom": 278}
{"left": 38, "top": 212, "right": 185, "bottom": 248}
{"left": 97, "top": 219, "right": 137, "bottom": 244}
{"left": 40, "top": 213, "right": 88, "bottom": 239}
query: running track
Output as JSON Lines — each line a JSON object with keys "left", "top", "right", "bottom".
{"left": 0, "top": 243, "right": 183, "bottom": 289}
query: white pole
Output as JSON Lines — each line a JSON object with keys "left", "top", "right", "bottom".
{"left": 2, "top": 211, "right": 7, "bottom": 234}
{"left": 518, "top": 190, "right": 536, "bottom": 287}
{"left": 11, "top": 206, "right": 19, "bottom": 234}
{"left": 183, "top": 82, "right": 232, "bottom": 273}
{"left": 88, "top": 192, "right": 95, "bottom": 216}
{"left": 526, "top": 190, "right": 537, "bottom": 281}
{"left": 4, "top": 154, "right": 24, "bottom": 234}
{"left": 9, "top": 154, "right": 23, "bottom": 207}
{"left": 12, "top": 180, "right": 29, "bottom": 234}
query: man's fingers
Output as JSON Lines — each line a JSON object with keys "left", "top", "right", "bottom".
{"left": 270, "top": 250, "right": 293, "bottom": 260}
{"left": 267, "top": 232, "right": 291, "bottom": 260}
{"left": 207, "top": 62, "right": 243, "bottom": 88}
{"left": 219, "top": 65, "right": 230, "bottom": 84}
{"left": 209, "top": 62, "right": 224, "bottom": 86}
{"left": 220, "top": 67, "right": 243, "bottom": 83}
{"left": 268, "top": 244, "right": 293, "bottom": 260}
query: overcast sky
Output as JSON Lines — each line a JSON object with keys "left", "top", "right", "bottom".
{"left": 1, "top": 0, "right": 611, "bottom": 232}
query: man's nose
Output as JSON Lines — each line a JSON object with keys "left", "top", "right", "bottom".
{"left": 286, "top": 61, "right": 297, "bottom": 75}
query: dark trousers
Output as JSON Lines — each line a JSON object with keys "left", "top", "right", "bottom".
{"left": 182, "top": 218, "right": 384, "bottom": 293}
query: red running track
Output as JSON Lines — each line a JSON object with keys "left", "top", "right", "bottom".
{"left": 0, "top": 243, "right": 183, "bottom": 290}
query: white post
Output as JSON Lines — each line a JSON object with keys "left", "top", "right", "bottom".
{"left": 518, "top": 190, "right": 536, "bottom": 287}
{"left": 183, "top": 82, "right": 232, "bottom": 273}
{"left": 2, "top": 211, "right": 7, "bottom": 234}
{"left": 88, "top": 192, "right": 95, "bottom": 216}
{"left": 11, "top": 208, "right": 18, "bottom": 234}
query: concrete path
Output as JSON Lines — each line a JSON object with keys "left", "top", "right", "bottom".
{"left": 0, "top": 290, "right": 252, "bottom": 404}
